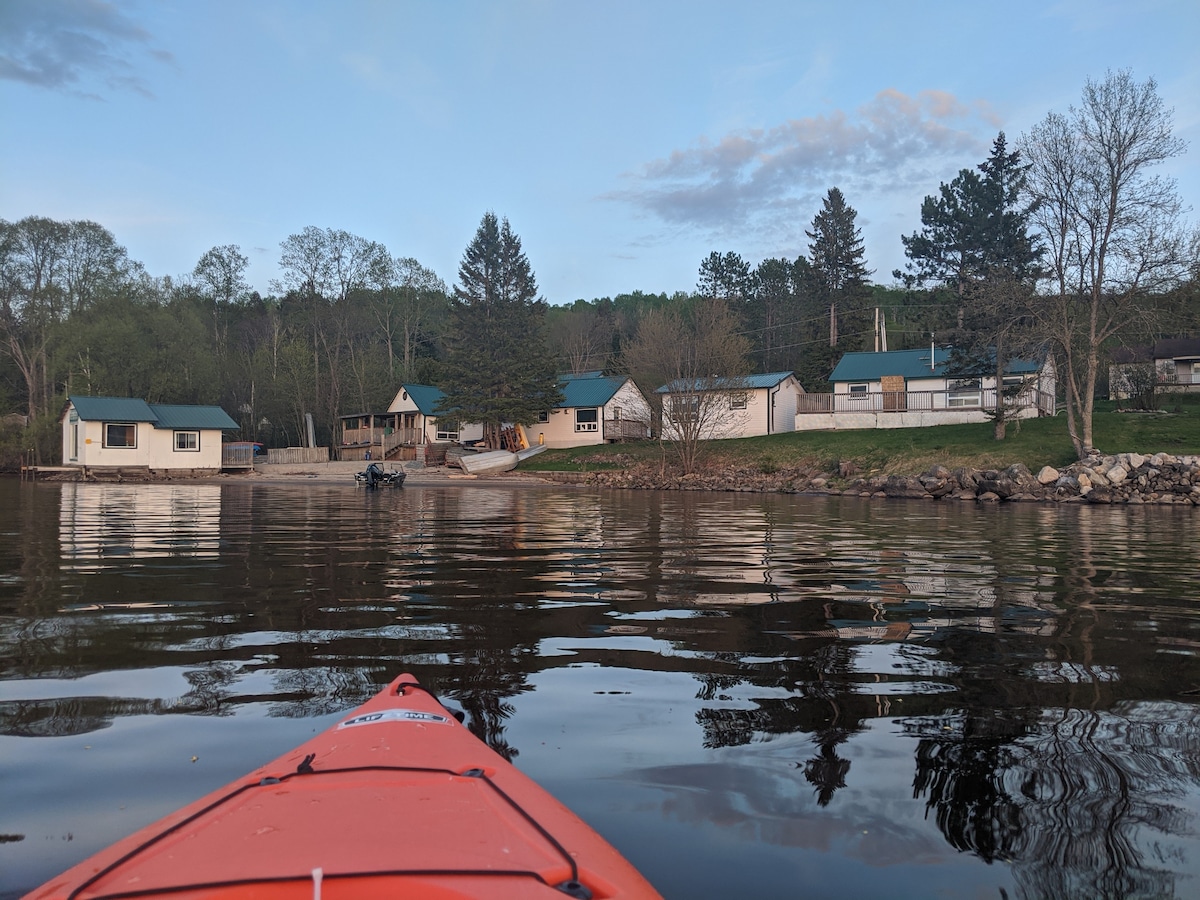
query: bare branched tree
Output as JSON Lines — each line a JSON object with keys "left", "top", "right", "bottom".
{"left": 621, "top": 297, "right": 751, "bottom": 474}
{"left": 1021, "top": 70, "right": 1189, "bottom": 457}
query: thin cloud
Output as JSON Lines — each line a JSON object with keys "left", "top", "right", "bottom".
{"left": 610, "top": 88, "right": 993, "bottom": 240}
{"left": 0, "top": 0, "right": 171, "bottom": 98}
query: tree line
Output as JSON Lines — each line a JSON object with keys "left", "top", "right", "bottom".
{"left": 2, "top": 70, "right": 1195, "bottom": 467}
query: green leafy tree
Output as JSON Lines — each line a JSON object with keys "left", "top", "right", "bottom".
{"left": 273, "top": 227, "right": 390, "bottom": 443}
{"left": 437, "top": 213, "right": 561, "bottom": 447}
{"left": 0, "top": 217, "right": 131, "bottom": 434}
{"left": 807, "top": 188, "right": 872, "bottom": 347}
{"left": 193, "top": 244, "right": 250, "bottom": 365}
{"left": 367, "top": 255, "right": 448, "bottom": 382}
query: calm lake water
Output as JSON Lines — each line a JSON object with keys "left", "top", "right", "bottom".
{"left": 2, "top": 477, "right": 1199, "bottom": 899}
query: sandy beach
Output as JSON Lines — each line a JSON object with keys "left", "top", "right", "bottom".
{"left": 236, "top": 459, "right": 564, "bottom": 487}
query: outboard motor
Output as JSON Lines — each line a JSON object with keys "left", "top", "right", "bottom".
{"left": 364, "top": 462, "right": 383, "bottom": 488}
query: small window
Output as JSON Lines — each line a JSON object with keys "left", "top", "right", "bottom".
{"left": 575, "top": 408, "right": 599, "bottom": 432}
{"left": 612, "top": 405, "right": 622, "bottom": 421}
{"left": 948, "top": 378, "right": 982, "bottom": 408}
{"left": 728, "top": 393, "right": 747, "bottom": 410}
{"left": 436, "top": 427, "right": 459, "bottom": 441}
{"left": 671, "top": 395, "right": 699, "bottom": 421}
{"left": 104, "top": 423, "right": 137, "bottom": 448}
{"left": 175, "top": 431, "right": 200, "bottom": 451}
{"left": 537, "top": 411, "right": 549, "bottom": 423}
{"left": 848, "top": 383, "right": 869, "bottom": 397}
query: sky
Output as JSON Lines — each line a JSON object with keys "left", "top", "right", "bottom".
{"left": 2, "top": 0, "right": 1198, "bottom": 305}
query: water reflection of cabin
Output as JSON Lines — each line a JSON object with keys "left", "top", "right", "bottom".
{"left": 338, "top": 384, "right": 483, "bottom": 462}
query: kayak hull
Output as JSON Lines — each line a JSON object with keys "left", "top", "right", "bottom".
{"left": 26, "top": 675, "right": 660, "bottom": 900}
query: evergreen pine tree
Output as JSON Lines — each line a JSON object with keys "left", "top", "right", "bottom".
{"left": 437, "top": 212, "right": 562, "bottom": 447}
{"left": 897, "top": 133, "right": 1044, "bottom": 439}
{"left": 806, "top": 188, "right": 872, "bottom": 347}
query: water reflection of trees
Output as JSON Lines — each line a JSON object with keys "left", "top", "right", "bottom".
{"left": 910, "top": 704, "right": 1197, "bottom": 898}
{"left": 7, "top": 481, "right": 1200, "bottom": 895}
{"left": 677, "top": 501, "right": 1200, "bottom": 896}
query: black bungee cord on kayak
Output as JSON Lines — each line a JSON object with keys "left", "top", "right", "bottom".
{"left": 65, "top": 684, "right": 595, "bottom": 900}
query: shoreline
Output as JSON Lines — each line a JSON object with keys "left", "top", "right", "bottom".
{"left": 14, "top": 452, "right": 1200, "bottom": 504}
{"left": 12, "top": 459, "right": 569, "bottom": 488}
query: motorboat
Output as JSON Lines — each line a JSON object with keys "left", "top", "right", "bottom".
{"left": 354, "top": 462, "right": 406, "bottom": 487}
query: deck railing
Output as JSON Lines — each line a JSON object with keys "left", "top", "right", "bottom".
{"left": 221, "top": 446, "right": 255, "bottom": 468}
{"left": 604, "top": 419, "right": 651, "bottom": 441}
{"left": 798, "top": 387, "right": 1055, "bottom": 417}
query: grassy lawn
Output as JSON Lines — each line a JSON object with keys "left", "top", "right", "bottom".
{"left": 522, "top": 393, "right": 1200, "bottom": 477}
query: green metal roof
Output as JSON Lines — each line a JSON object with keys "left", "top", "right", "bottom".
{"left": 68, "top": 396, "right": 157, "bottom": 422}
{"left": 742, "top": 371, "right": 797, "bottom": 389}
{"left": 68, "top": 396, "right": 239, "bottom": 430}
{"left": 401, "top": 384, "right": 446, "bottom": 415}
{"left": 655, "top": 371, "right": 796, "bottom": 394}
{"left": 558, "top": 373, "right": 626, "bottom": 408}
{"left": 829, "top": 349, "right": 949, "bottom": 382}
{"left": 148, "top": 404, "right": 239, "bottom": 430}
{"left": 394, "top": 378, "right": 626, "bottom": 415}
{"left": 829, "top": 349, "right": 1040, "bottom": 382}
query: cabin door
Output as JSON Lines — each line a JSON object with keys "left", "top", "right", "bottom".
{"left": 881, "top": 375, "right": 907, "bottom": 411}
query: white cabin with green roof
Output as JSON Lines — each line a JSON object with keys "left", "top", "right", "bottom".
{"left": 62, "top": 397, "right": 240, "bottom": 472}
{"left": 529, "top": 372, "right": 651, "bottom": 448}
{"left": 795, "top": 348, "right": 1055, "bottom": 430}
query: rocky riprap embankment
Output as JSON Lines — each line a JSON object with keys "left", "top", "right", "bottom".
{"left": 579, "top": 451, "right": 1200, "bottom": 505}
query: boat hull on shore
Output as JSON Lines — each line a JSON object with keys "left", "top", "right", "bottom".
{"left": 458, "top": 449, "right": 519, "bottom": 475}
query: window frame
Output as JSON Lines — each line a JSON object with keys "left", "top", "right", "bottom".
{"left": 947, "top": 378, "right": 983, "bottom": 408}
{"left": 174, "top": 430, "right": 200, "bottom": 452}
{"left": 103, "top": 422, "right": 137, "bottom": 449}
{"left": 670, "top": 395, "right": 700, "bottom": 422}
{"left": 574, "top": 408, "right": 599, "bottom": 432}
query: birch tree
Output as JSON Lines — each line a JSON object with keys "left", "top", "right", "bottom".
{"left": 1020, "top": 70, "right": 1188, "bottom": 457}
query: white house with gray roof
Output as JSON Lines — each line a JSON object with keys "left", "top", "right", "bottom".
{"left": 656, "top": 371, "right": 805, "bottom": 440}
{"left": 62, "top": 396, "right": 240, "bottom": 472}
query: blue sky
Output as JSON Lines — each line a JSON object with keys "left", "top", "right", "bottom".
{"left": 2, "top": 0, "right": 1197, "bottom": 304}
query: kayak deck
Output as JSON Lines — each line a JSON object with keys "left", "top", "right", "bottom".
{"left": 27, "top": 677, "right": 659, "bottom": 900}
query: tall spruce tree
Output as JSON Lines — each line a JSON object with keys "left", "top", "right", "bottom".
{"left": 806, "top": 188, "right": 871, "bottom": 347}
{"left": 437, "top": 212, "right": 561, "bottom": 447}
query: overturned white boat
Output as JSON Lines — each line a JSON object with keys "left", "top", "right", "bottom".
{"left": 458, "top": 449, "right": 518, "bottom": 475}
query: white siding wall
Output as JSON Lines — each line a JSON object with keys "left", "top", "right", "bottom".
{"left": 63, "top": 411, "right": 224, "bottom": 470}
{"left": 773, "top": 379, "right": 799, "bottom": 433}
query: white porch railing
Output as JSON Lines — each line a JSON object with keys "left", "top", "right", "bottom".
{"left": 798, "top": 387, "right": 1055, "bottom": 417}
